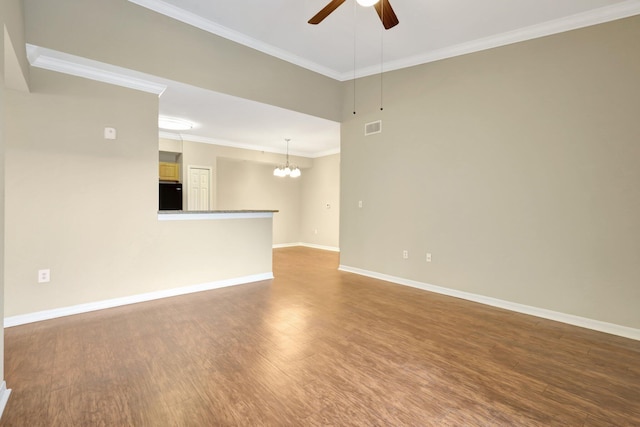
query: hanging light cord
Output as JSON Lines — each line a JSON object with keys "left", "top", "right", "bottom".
{"left": 285, "top": 138, "right": 290, "bottom": 166}
{"left": 380, "top": 4, "right": 384, "bottom": 111}
{"left": 353, "top": 0, "right": 357, "bottom": 115}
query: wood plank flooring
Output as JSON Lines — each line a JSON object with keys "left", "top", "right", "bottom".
{"left": 2, "top": 246, "right": 639, "bottom": 426}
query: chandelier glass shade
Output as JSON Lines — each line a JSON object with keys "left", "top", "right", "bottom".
{"left": 274, "top": 139, "right": 301, "bottom": 178}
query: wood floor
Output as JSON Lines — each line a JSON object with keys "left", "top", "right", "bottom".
{"left": 2, "top": 247, "right": 639, "bottom": 426}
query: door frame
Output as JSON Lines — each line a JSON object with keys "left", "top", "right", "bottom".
{"left": 186, "top": 165, "right": 213, "bottom": 211}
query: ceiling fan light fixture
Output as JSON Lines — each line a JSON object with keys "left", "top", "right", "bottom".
{"left": 309, "top": 0, "right": 398, "bottom": 29}
{"left": 356, "top": 0, "right": 380, "bottom": 7}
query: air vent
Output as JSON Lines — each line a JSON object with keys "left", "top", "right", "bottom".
{"left": 365, "top": 120, "right": 382, "bottom": 136}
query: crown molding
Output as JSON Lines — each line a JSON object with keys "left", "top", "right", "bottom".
{"left": 129, "top": 0, "right": 640, "bottom": 81}
{"left": 158, "top": 131, "right": 323, "bottom": 158}
{"left": 127, "top": 0, "right": 343, "bottom": 80}
{"left": 348, "top": 0, "right": 640, "bottom": 79}
{"left": 309, "top": 147, "right": 341, "bottom": 158}
{"left": 26, "top": 44, "right": 167, "bottom": 95}
{"left": 159, "top": 132, "right": 288, "bottom": 155}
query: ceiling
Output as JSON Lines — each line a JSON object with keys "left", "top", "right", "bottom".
{"left": 157, "top": 79, "right": 341, "bottom": 158}
{"left": 29, "top": 0, "right": 640, "bottom": 158}
{"left": 131, "top": 0, "right": 639, "bottom": 80}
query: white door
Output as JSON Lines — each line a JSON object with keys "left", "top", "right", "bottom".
{"left": 187, "top": 166, "right": 212, "bottom": 211}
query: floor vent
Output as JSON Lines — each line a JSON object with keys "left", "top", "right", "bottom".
{"left": 365, "top": 120, "right": 382, "bottom": 136}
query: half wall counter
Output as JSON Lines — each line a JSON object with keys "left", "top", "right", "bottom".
{"left": 152, "top": 209, "right": 277, "bottom": 304}
{"left": 158, "top": 210, "right": 277, "bottom": 221}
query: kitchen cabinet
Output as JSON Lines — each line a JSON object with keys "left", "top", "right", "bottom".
{"left": 159, "top": 162, "right": 180, "bottom": 181}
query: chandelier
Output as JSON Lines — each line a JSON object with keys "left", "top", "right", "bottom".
{"left": 273, "top": 138, "right": 301, "bottom": 178}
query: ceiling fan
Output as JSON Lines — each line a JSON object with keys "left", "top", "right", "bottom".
{"left": 309, "top": 0, "right": 399, "bottom": 30}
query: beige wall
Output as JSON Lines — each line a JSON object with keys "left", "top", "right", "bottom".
{"left": 3, "top": 0, "right": 28, "bottom": 89}
{"left": 10, "top": 0, "right": 636, "bottom": 335}
{"left": 339, "top": 16, "right": 640, "bottom": 329}
{"left": 1, "top": 0, "right": 29, "bottom": 393}
{"left": 0, "top": 1, "right": 7, "bottom": 388}
{"left": 217, "top": 158, "right": 302, "bottom": 245}
{"left": 177, "top": 139, "right": 340, "bottom": 247}
{"left": 23, "top": 0, "right": 342, "bottom": 122}
{"left": 175, "top": 138, "right": 312, "bottom": 213}
{"left": 300, "top": 154, "right": 340, "bottom": 249}
{"left": 4, "top": 69, "right": 272, "bottom": 318}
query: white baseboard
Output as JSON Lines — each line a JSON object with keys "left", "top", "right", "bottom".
{"left": 4, "top": 272, "right": 273, "bottom": 328}
{"left": 273, "top": 242, "right": 340, "bottom": 252}
{"left": 299, "top": 243, "right": 340, "bottom": 252}
{"left": 339, "top": 265, "right": 640, "bottom": 341}
{"left": 0, "top": 382, "right": 11, "bottom": 419}
{"left": 272, "top": 243, "right": 300, "bottom": 249}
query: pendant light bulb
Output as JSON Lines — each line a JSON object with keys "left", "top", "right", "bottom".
{"left": 275, "top": 138, "right": 301, "bottom": 178}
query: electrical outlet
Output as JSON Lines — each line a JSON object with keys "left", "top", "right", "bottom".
{"left": 358, "top": 200, "right": 363, "bottom": 208}
{"left": 403, "top": 250, "right": 409, "bottom": 259}
{"left": 426, "top": 253, "right": 432, "bottom": 262}
{"left": 38, "top": 269, "right": 51, "bottom": 283}
{"left": 314, "top": 229, "right": 318, "bottom": 235}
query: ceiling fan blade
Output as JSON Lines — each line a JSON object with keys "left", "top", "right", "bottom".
{"left": 308, "top": 0, "right": 347, "bottom": 25}
{"left": 374, "top": 0, "right": 399, "bottom": 30}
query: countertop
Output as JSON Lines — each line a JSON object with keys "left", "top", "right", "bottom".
{"left": 157, "top": 210, "right": 278, "bottom": 221}
{"left": 158, "top": 210, "right": 278, "bottom": 214}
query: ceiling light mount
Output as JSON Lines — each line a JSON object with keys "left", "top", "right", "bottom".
{"left": 356, "top": 0, "right": 380, "bottom": 7}
{"left": 274, "top": 138, "right": 301, "bottom": 178}
{"left": 309, "top": 0, "right": 398, "bottom": 30}
{"left": 158, "top": 116, "right": 194, "bottom": 131}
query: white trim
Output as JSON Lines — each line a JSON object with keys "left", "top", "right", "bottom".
{"left": 349, "top": 0, "right": 640, "bottom": 80}
{"left": 127, "top": 0, "right": 343, "bottom": 81}
{"left": 186, "top": 134, "right": 290, "bottom": 156}
{"left": 159, "top": 132, "right": 340, "bottom": 159}
{"left": 338, "top": 265, "right": 640, "bottom": 341}
{"left": 309, "top": 147, "right": 341, "bottom": 159}
{"left": 300, "top": 243, "right": 340, "bottom": 252}
{"left": 26, "top": 44, "right": 167, "bottom": 95}
{"left": 158, "top": 212, "right": 273, "bottom": 221}
{"left": 159, "top": 131, "right": 185, "bottom": 141}
{"left": 129, "top": 0, "right": 640, "bottom": 81}
{"left": 273, "top": 243, "right": 340, "bottom": 252}
{"left": 0, "top": 382, "right": 11, "bottom": 419}
{"left": 273, "top": 243, "right": 300, "bottom": 249}
{"left": 4, "top": 273, "right": 273, "bottom": 328}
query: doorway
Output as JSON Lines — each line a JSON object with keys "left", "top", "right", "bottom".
{"left": 187, "top": 166, "right": 213, "bottom": 211}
